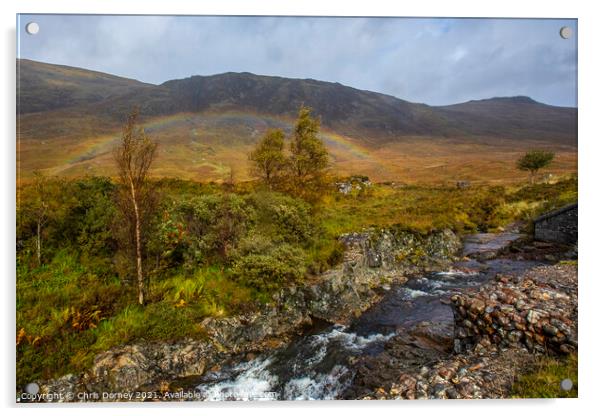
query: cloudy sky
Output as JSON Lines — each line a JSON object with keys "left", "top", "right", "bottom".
{"left": 17, "top": 15, "right": 577, "bottom": 107}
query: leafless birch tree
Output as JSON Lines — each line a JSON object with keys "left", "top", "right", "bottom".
{"left": 114, "top": 109, "right": 157, "bottom": 305}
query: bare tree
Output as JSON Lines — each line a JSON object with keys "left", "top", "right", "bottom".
{"left": 225, "top": 163, "right": 237, "bottom": 191}
{"left": 114, "top": 109, "right": 157, "bottom": 305}
{"left": 31, "top": 171, "right": 49, "bottom": 267}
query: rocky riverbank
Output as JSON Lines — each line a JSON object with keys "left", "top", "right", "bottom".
{"left": 30, "top": 228, "right": 579, "bottom": 402}
{"left": 33, "top": 228, "right": 462, "bottom": 402}
{"left": 352, "top": 263, "right": 577, "bottom": 399}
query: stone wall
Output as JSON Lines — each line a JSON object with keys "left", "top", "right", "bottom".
{"left": 451, "top": 264, "right": 577, "bottom": 356}
{"left": 534, "top": 203, "right": 577, "bottom": 245}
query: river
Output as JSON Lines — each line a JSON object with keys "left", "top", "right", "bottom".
{"left": 194, "top": 247, "right": 542, "bottom": 400}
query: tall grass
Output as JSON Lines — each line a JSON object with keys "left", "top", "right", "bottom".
{"left": 318, "top": 176, "right": 577, "bottom": 236}
{"left": 512, "top": 354, "right": 578, "bottom": 398}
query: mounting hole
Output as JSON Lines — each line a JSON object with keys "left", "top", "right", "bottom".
{"left": 25, "top": 382, "right": 40, "bottom": 395}
{"left": 560, "top": 378, "right": 573, "bottom": 391}
{"left": 559, "top": 26, "right": 572, "bottom": 39}
{"left": 25, "top": 22, "right": 39, "bottom": 35}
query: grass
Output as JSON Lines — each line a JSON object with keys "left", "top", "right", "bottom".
{"left": 512, "top": 354, "right": 578, "bottom": 398}
{"left": 16, "top": 254, "right": 252, "bottom": 385}
{"left": 318, "top": 176, "right": 577, "bottom": 236}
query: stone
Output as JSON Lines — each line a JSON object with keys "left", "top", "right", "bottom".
{"left": 526, "top": 309, "right": 544, "bottom": 324}
{"left": 470, "top": 299, "right": 486, "bottom": 314}
{"left": 39, "top": 374, "right": 80, "bottom": 403}
{"left": 560, "top": 344, "right": 575, "bottom": 354}
{"left": 542, "top": 324, "right": 559, "bottom": 337}
{"left": 508, "top": 331, "right": 524, "bottom": 343}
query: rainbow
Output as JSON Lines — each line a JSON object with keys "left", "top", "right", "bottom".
{"left": 48, "top": 110, "right": 377, "bottom": 177}
{"left": 320, "top": 131, "right": 372, "bottom": 160}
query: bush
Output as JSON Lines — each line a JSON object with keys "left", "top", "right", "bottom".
{"left": 161, "top": 193, "right": 255, "bottom": 266}
{"left": 247, "top": 191, "right": 314, "bottom": 245}
{"left": 231, "top": 244, "right": 306, "bottom": 292}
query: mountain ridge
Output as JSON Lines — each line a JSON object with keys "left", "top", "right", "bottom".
{"left": 17, "top": 58, "right": 577, "bottom": 146}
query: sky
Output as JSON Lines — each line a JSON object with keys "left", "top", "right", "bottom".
{"left": 17, "top": 15, "right": 577, "bottom": 107}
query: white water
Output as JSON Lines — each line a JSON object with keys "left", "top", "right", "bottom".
{"left": 282, "top": 365, "right": 350, "bottom": 400}
{"left": 199, "top": 357, "right": 279, "bottom": 401}
{"left": 196, "top": 324, "right": 395, "bottom": 401}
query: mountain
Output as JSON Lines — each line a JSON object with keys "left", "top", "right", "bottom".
{"left": 438, "top": 97, "right": 577, "bottom": 142}
{"left": 16, "top": 59, "right": 578, "bottom": 183}
{"left": 158, "top": 73, "right": 455, "bottom": 142}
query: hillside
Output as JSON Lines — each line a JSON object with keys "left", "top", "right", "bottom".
{"left": 16, "top": 59, "right": 578, "bottom": 183}
{"left": 17, "top": 59, "right": 153, "bottom": 114}
{"left": 438, "top": 96, "right": 577, "bottom": 142}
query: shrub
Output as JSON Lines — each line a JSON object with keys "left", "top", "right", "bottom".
{"left": 247, "top": 191, "right": 314, "bottom": 245}
{"left": 163, "top": 193, "right": 255, "bottom": 266}
{"left": 231, "top": 244, "right": 306, "bottom": 292}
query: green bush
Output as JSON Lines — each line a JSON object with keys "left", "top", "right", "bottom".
{"left": 248, "top": 191, "right": 314, "bottom": 245}
{"left": 232, "top": 244, "right": 306, "bottom": 292}
{"left": 162, "top": 193, "right": 255, "bottom": 266}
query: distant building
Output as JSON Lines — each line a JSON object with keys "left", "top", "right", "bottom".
{"left": 533, "top": 203, "right": 577, "bottom": 245}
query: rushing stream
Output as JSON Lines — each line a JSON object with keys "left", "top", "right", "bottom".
{"left": 194, "top": 256, "right": 542, "bottom": 400}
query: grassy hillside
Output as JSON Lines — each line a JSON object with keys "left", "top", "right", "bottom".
{"left": 18, "top": 109, "right": 577, "bottom": 184}
{"left": 17, "top": 59, "right": 577, "bottom": 184}
{"left": 438, "top": 96, "right": 577, "bottom": 144}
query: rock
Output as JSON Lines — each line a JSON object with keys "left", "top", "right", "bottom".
{"left": 542, "top": 324, "right": 558, "bottom": 337}
{"left": 470, "top": 299, "right": 486, "bottom": 314}
{"left": 526, "top": 310, "right": 545, "bottom": 324}
{"left": 367, "top": 250, "right": 382, "bottom": 268}
{"left": 560, "top": 344, "right": 575, "bottom": 354}
{"left": 446, "top": 387, "right": 460, "bottom": 399}
{"left": 432, "top": 383, "right": 447, "bottom": 398}
{"left": 507, "top": 331, "right": 523, "bottom": 343}
{"left": 515, "top": 299, "right": 527, "bottom": 310}
{"left": 39, "top": 374, "right": 80, "bottom": 402}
